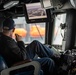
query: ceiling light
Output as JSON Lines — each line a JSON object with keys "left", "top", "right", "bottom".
{"left": 3, "top": 0, "right": 19, "bottom": 9}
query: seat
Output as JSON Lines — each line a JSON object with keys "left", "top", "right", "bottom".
{"left": 0, "top": 55, "right": 8, "bottom": 72}
{"left": 0, "top": 34, "right": 8, "bottom": 72}
{"left": 1, "top": 61, "right": 41, "bottom": 75}
{"left": 0, "top": 55, "right": 42, "bottom": 75}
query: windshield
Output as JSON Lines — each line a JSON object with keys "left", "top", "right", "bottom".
{"left": 13, "top": 17, "right": 46, "bottom": 44}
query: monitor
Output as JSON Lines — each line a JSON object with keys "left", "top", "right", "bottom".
{"left": 24, "top": 2, "right": 48, "bottom": 23}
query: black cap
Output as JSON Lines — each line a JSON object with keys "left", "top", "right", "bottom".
{"left": 3, "top": 18, "right": 15, "bottom": 30}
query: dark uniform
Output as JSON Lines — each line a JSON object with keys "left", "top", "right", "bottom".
{"left": 0, "top": 33, "right": 27, "bottom": 67}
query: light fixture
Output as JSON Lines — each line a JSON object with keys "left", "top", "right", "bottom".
{"left": 3, "top": 0, "right": 19, "bottom": 9}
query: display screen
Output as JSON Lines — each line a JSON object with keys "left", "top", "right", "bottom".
{"left": 25, "top": 2, "right": 48, "bottom": 23}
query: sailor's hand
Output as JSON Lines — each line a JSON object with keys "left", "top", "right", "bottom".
{"left": 15, "top": 34, "right": 22, "bottom": 41}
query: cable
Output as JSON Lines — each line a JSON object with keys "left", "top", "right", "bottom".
{"left": 35, "top": 23, "right": 43, "bottom": 40}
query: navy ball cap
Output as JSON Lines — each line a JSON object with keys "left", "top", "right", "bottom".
{"left": 3, "top": 18, "right": 15, "bottom": 30}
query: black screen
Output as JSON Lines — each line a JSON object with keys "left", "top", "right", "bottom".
{"left": 24, "top": 2, "right": 48, "bottom": 23}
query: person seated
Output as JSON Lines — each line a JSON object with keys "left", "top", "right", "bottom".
{"left": 0, "top": 18, "right": 60, "bottom": 75}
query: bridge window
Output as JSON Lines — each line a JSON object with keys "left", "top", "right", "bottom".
{"left": 13, "top": 17, "right": 45, "bottom": 44}
{"left": 52, "top": 13, "right": 66, "bottom": 50}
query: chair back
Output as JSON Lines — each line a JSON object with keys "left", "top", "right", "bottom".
{"left": 0, "top": 55, "right": 8, "bottom": 72}
{"left": 1, "top": 61, "right": 42, "bottom": 75}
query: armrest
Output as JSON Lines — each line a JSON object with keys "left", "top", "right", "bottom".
{"left": 1, "top": 61, "right": 41, "bottom": 75}
{"left": 12, "top": 59, "right": 32, "bottom": 66}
